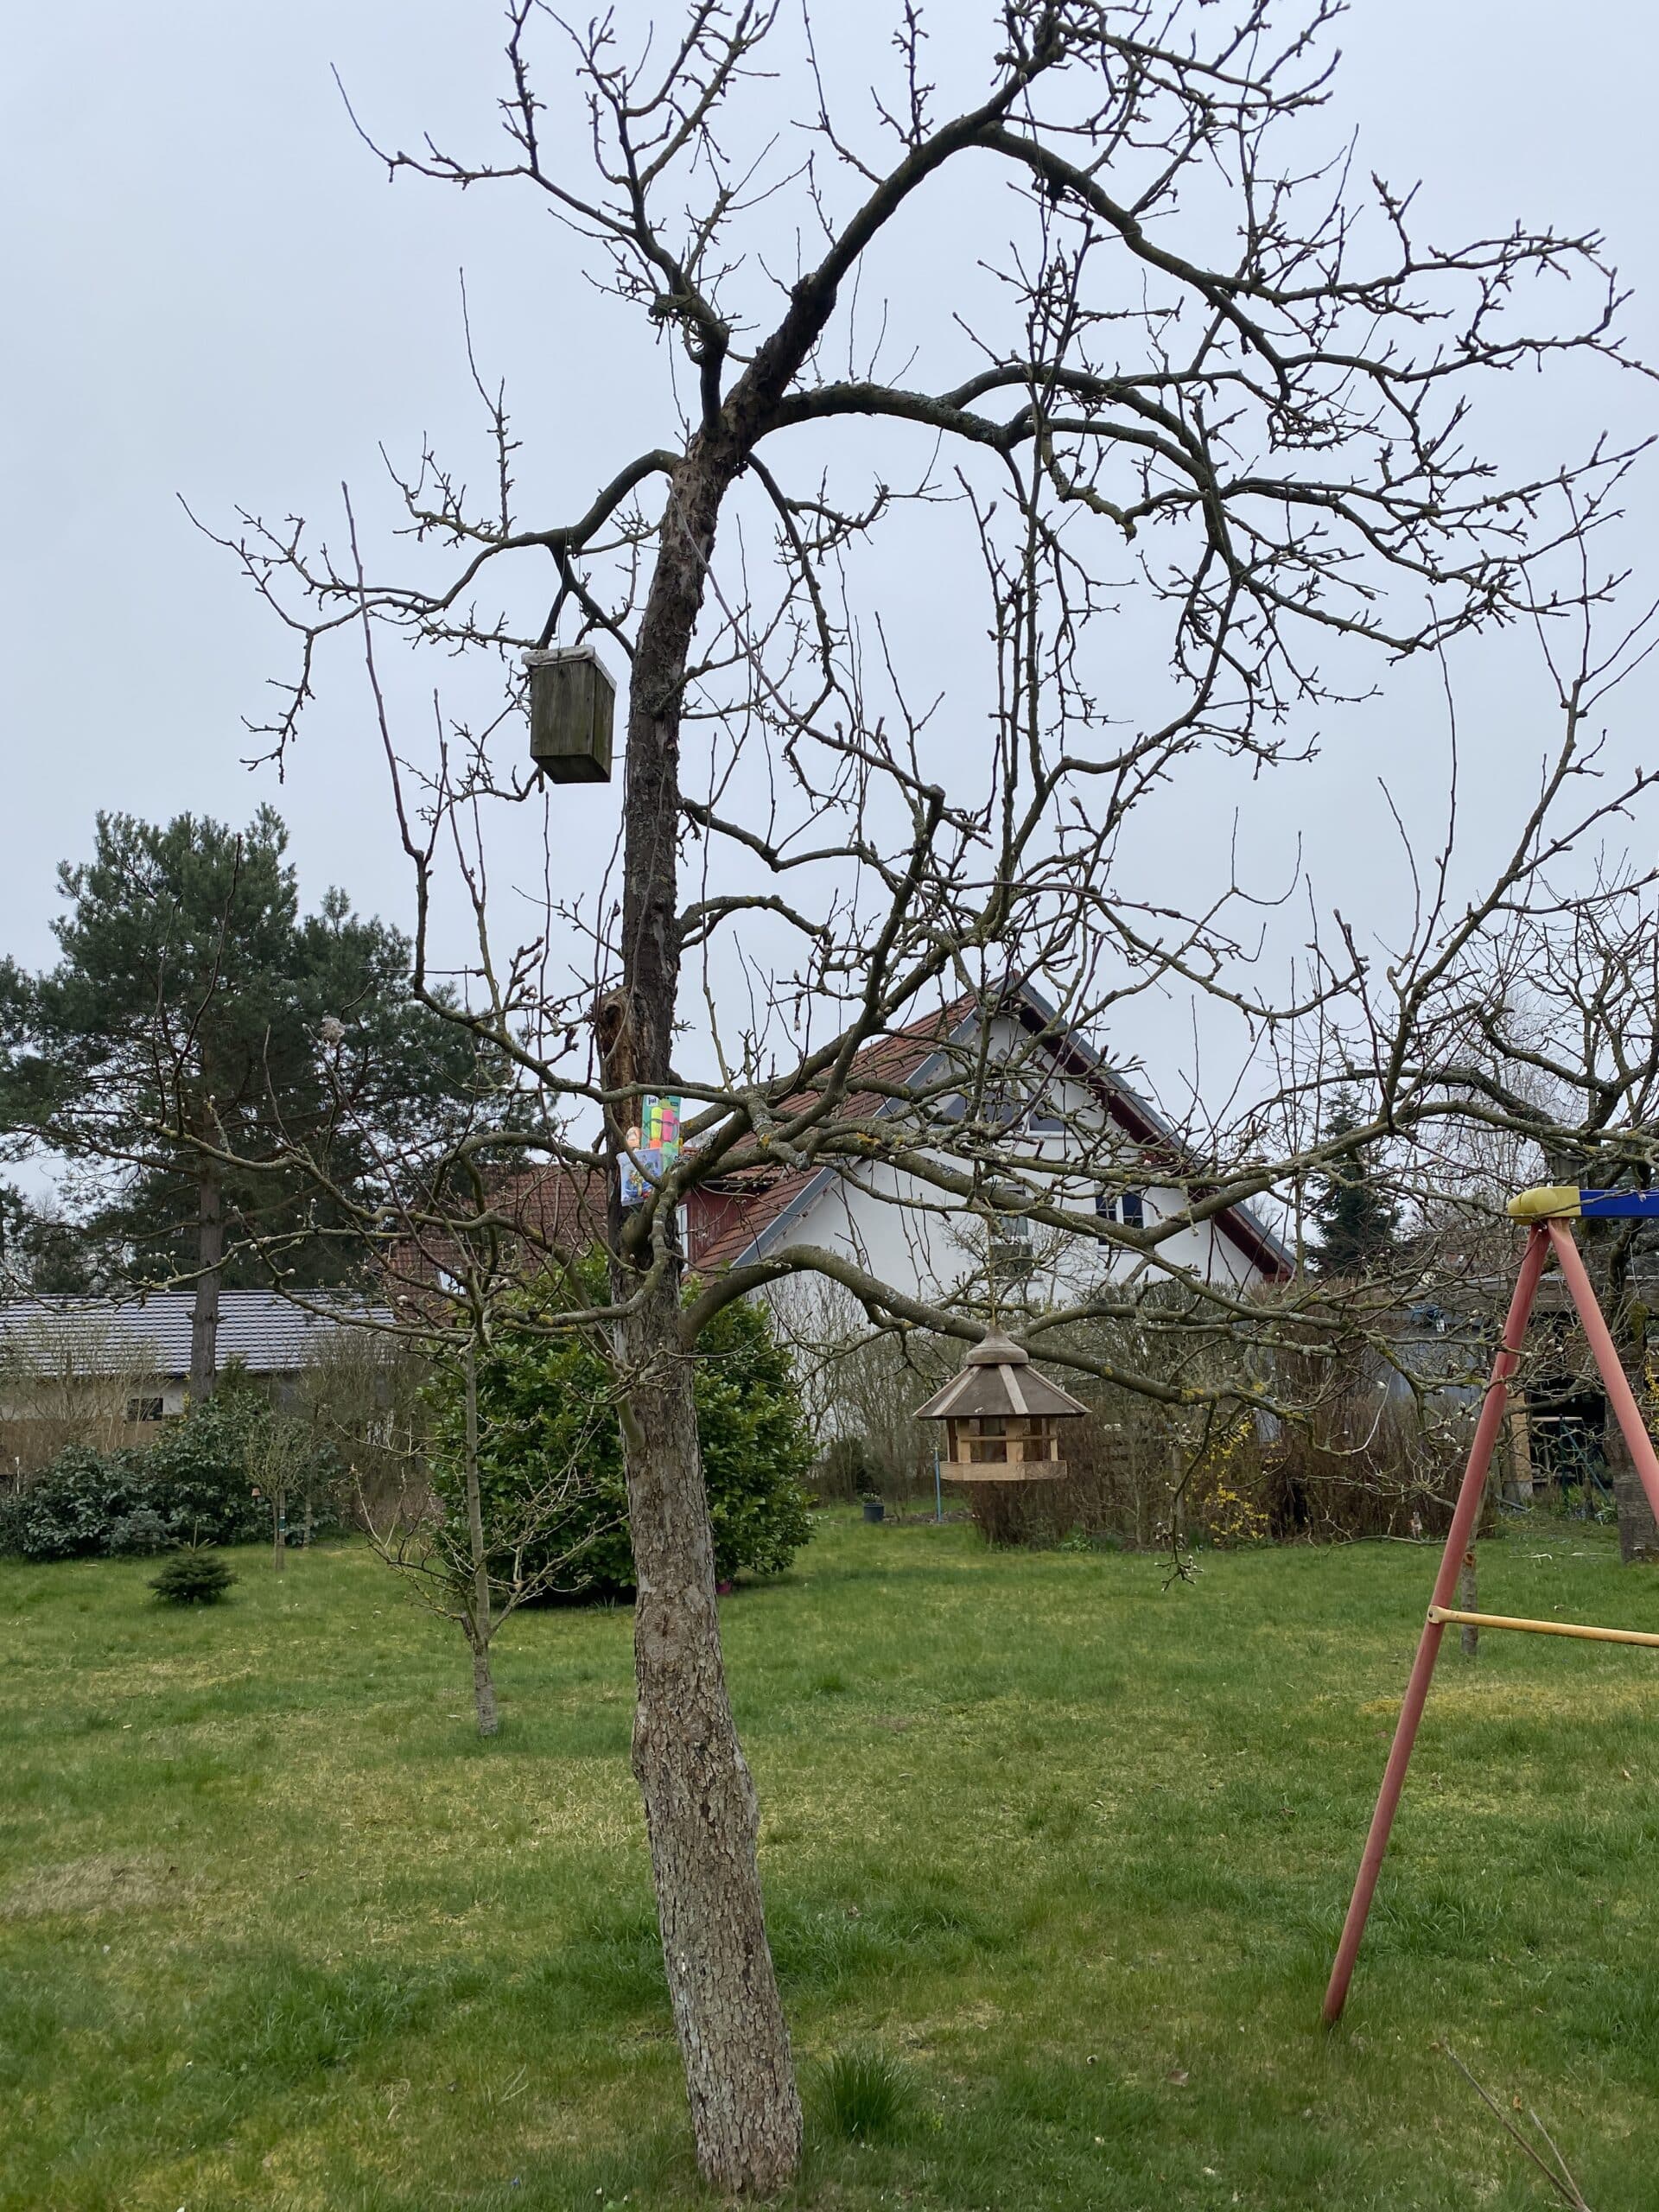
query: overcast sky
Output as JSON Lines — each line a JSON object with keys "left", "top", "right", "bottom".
{"left": 4, "top": 2, "right": 1657, "bottom": 1119}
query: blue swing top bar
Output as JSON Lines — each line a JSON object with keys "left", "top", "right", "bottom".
{"left": 1508, "top": 1185, "right": 1659, "bottom": 1221}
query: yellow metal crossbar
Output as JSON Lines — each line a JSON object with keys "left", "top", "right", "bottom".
{"left": 1427, "top": 1605, "right": 1659, "bottom": 1649}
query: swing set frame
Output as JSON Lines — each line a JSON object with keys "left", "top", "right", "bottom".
{"left": 1324, "top": 1192, "right": 1659, "bottom": 2027}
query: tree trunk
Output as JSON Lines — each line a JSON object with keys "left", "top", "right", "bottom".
{"left": 189, "top": 1163, "right": 224, "bottom": 1402}
{"left": 470, "top": 1633, "right": 499, "bottom": 1738}
{"left": 461, "top": 1344, "right": 499, "bottom": 1736}
{"left": 601, "top": 439, "right": 803, "bottom": 2191}
{"left": 1609, "top": 1427, "right": 1659, "bottom": 1562}
{"left": 620, "top": 1268, "right": 802, "bottom": 2193}
{"left": 1506, "top": 1389, "right": 1534, "bottom": 1506}
{"left": 273, "top": 1486, "right": 287, "bottom": 1574}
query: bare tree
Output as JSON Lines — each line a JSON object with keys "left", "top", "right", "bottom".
{"left": 201, "top": 4, "right": 1657, "bottom": 2188}
{"left": 360, "top": 1332, "right": 606, "bottom": 1737}
{"left": 245, "top": 1410, "right": 313, "bottom": 1573}
{"left": 296, "top": 1321, "right": 431, "bottom": 1529}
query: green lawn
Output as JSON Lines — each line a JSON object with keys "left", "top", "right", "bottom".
{"left": 3, "top": 1513, "right": 1657, "bottom": 2210}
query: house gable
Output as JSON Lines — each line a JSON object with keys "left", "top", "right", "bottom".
{"left": 683, "top": 985, "right": 1291, "bottom": 1287}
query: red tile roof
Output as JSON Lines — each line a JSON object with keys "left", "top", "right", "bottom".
{"left": 685, "top": 995, "right": 976, "bottom": 1270}
{"left": 382, "top": 987, "right": 1292, "bottom": 1288}
{"left": 384, "top": 1162, "right": 609, "bottom": 1298}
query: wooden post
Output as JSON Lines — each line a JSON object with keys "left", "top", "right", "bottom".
{"left": 1507, "top": 1390, "right": 1534, "bottom": 1505}
{"left": 1458, "top": 1550, "right": 1478, "bottom": 1659}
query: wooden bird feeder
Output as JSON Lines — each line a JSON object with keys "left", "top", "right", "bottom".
{"left": 526, "top": 644, "right": 616, "bottom": 784}
{"left": 914, "top": 1329, "right": 1087, "bottom": 1482}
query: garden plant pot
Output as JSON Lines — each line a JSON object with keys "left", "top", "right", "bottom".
{"left": 861, "top": 1498, "right": 885, "bottom": 1523}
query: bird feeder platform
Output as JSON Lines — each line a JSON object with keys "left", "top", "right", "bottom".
{"left": 914, "top": 1329, "right": 1087, "bottom": 1482}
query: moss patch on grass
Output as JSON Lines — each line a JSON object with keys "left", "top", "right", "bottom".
{"left": 2, "top": 1516, "right": 1656, "bottom": 2208}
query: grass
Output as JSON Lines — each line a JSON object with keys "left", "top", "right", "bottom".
{"left": 3, "top": 1511, "right": 1658, "bottom": 2209}
{"left": 817, "top": 2046, "right": 908, "bottom": 2139}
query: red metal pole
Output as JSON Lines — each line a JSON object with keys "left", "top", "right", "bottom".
{"left": 1322, "top": 1224, "right": 1550, "bottom": 2027}
{"left": 1547, "top": 1222, "right": 1659, "bottom": 1525}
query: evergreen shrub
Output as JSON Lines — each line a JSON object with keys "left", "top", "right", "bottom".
{"left": 149, "top": 1546, "right": 238, "bottom": 1605}
{"left": 427, "top": 1262, "right": 815, "bottom": 1599}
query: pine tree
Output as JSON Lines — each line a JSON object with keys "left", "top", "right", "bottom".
{"left": 0, "top": 809, "right": 480, "bottom": 1391}
{"left": 1309, "top": 1090, "right": 1401, "bottom": 1274}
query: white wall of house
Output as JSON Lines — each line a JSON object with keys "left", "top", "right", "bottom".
{"left": 747, "top": 1013, "right": 1274, "bottom": 1305}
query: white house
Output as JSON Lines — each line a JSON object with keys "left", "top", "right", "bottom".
{"left": 683, "top": 982, "right": 1290, "bottom": 1303}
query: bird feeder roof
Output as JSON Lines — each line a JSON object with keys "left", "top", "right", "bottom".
{"left": 913, "top": 1330, "right": 1090, "bottom": 1423}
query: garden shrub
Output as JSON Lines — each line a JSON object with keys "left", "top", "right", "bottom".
{"left": 106, "top": 1504, "right": 175, "bottom": 1556}
{"left": 138, "top": 1376, "right": 290, "bottom": 1546}
{"left": 0, "top": 1445, "right": 153, "bottom": 1560}
{"left": 428, "top": 1262, "right": 814, "bottom": 1599}
{"left": 0, "top": 1370, "right": 336, "bottom": 1560}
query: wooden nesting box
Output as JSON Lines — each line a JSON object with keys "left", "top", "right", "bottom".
{"left": 913, "top": 1328, "right": 1087, "bottom": 1482}
{"left": 526, "top": 645, "right": 616, "bottom": 784}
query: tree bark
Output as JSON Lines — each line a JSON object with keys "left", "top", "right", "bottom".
{"left": 470, "top": 1634, "right": 499, "bottom": 1738}
{"left": 462, "top": 1344, "right": 499, "bottom": 1736}
{"left": 603, "top": 441, "right": 803, "bottom": 2193}
{"left": 189, "top": 1163, "right": 223, "bottom": 1402}
{"left": 1592, "top": 1248, "right": 1659, "bottom": 1564}
{"left": 620, "top": 1269, "right": 801, "bottom": 2193}
{"left": 1610, "top": 1431, "right": 1659, "bottom": 1562}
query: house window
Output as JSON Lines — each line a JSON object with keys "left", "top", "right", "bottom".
{"left": 126, "top": 1395, "right": 164, "bottom": 1424}
{"left": 1095, "top": 1190, "right": 1146, "bottom": 1227}
{"left": 989, "top": 1211, "right": 1033, "bottom": 1281}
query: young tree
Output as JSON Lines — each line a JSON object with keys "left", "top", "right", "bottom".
{"left": 0, "top": 808, "right": 476, "bottom": 1396}
{"left": 361, "top": 1334, "right": 598, "bottom": 1736}
{"left": 208, "top": 4, "right": 1653, "bottom": 2188}
{"left": 245, "top": 1410, "right": 321, "bottom": 1573}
